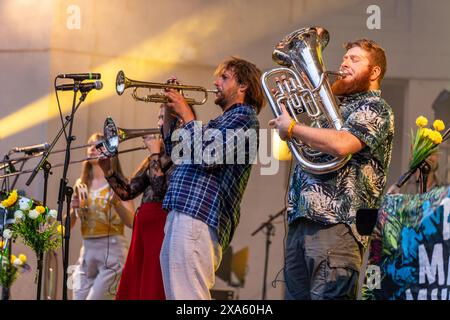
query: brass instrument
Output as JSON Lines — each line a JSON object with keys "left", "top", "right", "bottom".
{"left": 261, "top": 27, "right": 351, "bottom": 174}
{"left": 0, "top": 117, "right": 156, "bottom": 170}
{"left": 0, "top": 143, "right": 139, "bottom": 171}
{"left": 116, "top": 70, "right": 218, "bottom": 105}
{"left": 100, "top": 116, "right": 160, "bottom": 157}
{"left": 0, "top": 117, "right": 156, "bottom": 180}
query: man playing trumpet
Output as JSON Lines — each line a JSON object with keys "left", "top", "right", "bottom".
{"left": 160, "top": 56, "right": 265, "bottom": 300}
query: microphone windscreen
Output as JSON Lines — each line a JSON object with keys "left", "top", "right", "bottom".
{"left": 95, "top": 81, "right": 103, "bottom": 90}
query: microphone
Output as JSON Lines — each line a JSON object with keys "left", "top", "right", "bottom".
{"left": 56, "top": 81, "right": 103, "bottom": 92}
{"left": 57, "top": 73, "right": 101, "bottom": 80}
{"left": 12, "top": 143, "right": 50, "bottom": 155}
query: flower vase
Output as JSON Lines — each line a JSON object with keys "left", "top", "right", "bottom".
{"left": 36, "top": 250, "right": 44, "bottom": 300}
{"left": 2, "top": 287, "right": 9, "bottom": 300}
{"left": 0, "top": 261, "right": 16, "bottom": 300}
{"left": 2, "top": 286, "right": 10, "bottom": 300}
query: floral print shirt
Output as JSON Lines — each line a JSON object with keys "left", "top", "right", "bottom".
{"left": 287, "top": 90, "right": 394, "bottom": 247}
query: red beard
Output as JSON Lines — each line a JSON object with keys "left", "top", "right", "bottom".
{"left": 331, "top": 68, "right": 371, "bottom": 96}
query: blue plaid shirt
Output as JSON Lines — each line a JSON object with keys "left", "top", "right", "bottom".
{"left": 163, "top": 103, "right": 259, "bottom": 249}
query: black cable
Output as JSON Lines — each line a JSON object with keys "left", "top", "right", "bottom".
{"left": 54, "top": 77, "right": 68, "bottom": 141}
{"left": 1, "top": 174, "right": 7, "bottom": 192}
{"left": 271, "top": 158, "right": 293, "bottom": 289}
{"left": 54, "top": 76, "right": 68, "bottom": 273}
{"left": 283, "top": 159, "right": 293, "bottom": 258}
{"left": 104, "top": 193, "right": 121, "bottom": 297}
{"left": 11, "top": 160, "right": 26, "bottom": 191}
{"left": 1, "top": 156, "right": 10, "bottom": 193}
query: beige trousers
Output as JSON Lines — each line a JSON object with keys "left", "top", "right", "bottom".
{"left": 160, "top": 211, "right": 222, "bottom": 300}
{"left": 72, "top": 235, "right": 127, "bottom": 300}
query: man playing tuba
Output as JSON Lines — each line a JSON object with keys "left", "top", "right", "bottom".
{"left": 269, "top": 38, "right": 394, "bottom": 299}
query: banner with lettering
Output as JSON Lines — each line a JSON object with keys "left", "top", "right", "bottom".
{"left": 362, "top": 186, "right": 450, "bottom": 300}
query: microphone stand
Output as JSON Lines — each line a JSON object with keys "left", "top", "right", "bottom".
{"left": 1, "top": 153, "right": 27, "bottom": 300}
{"left": 396, "top": 127, "right": 450, "bottom": 193}
{"left": 5, "top": 149, "right": 32, "bottom": 191}
{"left": 25, "top": 82, "right": 89, "bottom": 300}
{"left": 251, "top": 207, "right": 285, "bottom": 300}
{"left": 1, "top": 240, "right": 13, "bottom": 300}
{"left": 59, "top": 87, "right": 88, "bottom": 301}
{"left": 34, "top": 160, "right": 52, "bottom": 301}
{"left": 1, "top": 155, "right": 14, "bottom": 300}
{"left": 395, "top": 160, "right": 431, "bottom": 193}
{"left": 1, "top": 155, "right": 14, "bottom": 192}
{"left": 10, "top": 160, "right": 27, "bottom": 191}
{"left": 355, "top": 127, "right": 450, "bottom": 241}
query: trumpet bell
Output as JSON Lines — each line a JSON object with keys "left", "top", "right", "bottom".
{"left": 116, "top": 70, "right": 126, "bottom": 95}
{"left": 103, "top": 117, "right": 120, "bottom": 156}
{"left": 101, "top": 117, "right": 160, "bottom": 157}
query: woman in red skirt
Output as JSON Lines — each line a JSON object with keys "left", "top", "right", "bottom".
{"left": 99, "top": 108, "right": 173, "bottom": 300}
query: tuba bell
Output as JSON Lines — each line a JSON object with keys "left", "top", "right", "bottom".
{"left": 100, "top": 117, "right": 160, "bottom": 156}
{"left": 261, "top": 27, "right": 351, "bottom": 174}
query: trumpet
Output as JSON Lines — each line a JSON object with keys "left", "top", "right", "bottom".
{"left": 99, "top": 117, "right": 160, "bottom": 157}
{"left": 0, "top": 117, "right": 158, "bottom": 169}
{"left": 116, "top": 70, "right": 218, "bottom": 105}
{"left": 0, "top": 117, "right": 158, "bottom": 179}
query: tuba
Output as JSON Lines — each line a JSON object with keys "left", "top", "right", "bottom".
{"left": 100, "top": 117, "right": 160, "bottom": 156}
{"left": 261, "top": 27, "right": 351, "bottom": 174}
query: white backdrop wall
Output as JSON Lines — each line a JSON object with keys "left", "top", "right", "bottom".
{"left": 1, "top": 0, "right": 449, "bottom": 299}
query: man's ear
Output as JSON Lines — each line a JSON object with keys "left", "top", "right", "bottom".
{"left": 239, "top": 83, "right": 248, "bottom": 93}
{"left": 370, "top": 66, "right": 382, "bottom": 82}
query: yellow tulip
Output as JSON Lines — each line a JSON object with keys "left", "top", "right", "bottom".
{"left": 18, "top": 254, "right": 27, "bottom": 264}
{"left": 428, "top": 131, "right": 441, "bottom": 144}
{"left": 421, "top": 128, "right": 431, "bottom": 138}
{"left": 35, "top": 206, "right": 46, "bottom": 214}
{"left": 428, "top": 130, "right": 434, "bottom": 142}
{"left": 428, "top": 131, "right": 435, "bottom": 144}
{"left": 10, "top": 254, "right": 16, "bottom": 264}
{"left": 416, "top": 116, "right": 428, "bottom": 128}
{"left": 434, "top": 131, "right": 443, "bottom": 144}
{"left": 57, "top": 225, "right": 65, "bottom": 236}
{"left": 433, "top": 119, "right": 445, "bottom": 132}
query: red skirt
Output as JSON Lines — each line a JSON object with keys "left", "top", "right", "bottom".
{"left": 116, "top": 202, "right": 167, "bottom": 300}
